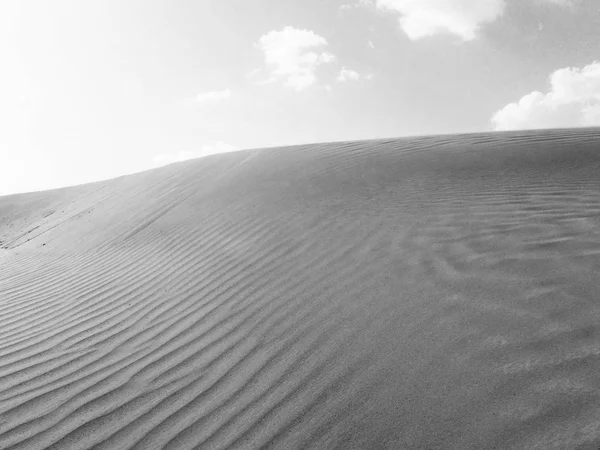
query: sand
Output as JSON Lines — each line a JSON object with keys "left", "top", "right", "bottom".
{"left": 1, "top": 127, "right": 600, "bottom": 449}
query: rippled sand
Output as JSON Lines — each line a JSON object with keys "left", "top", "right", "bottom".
{"left": 2, "top": 128, "right": 600, "bottom": 449}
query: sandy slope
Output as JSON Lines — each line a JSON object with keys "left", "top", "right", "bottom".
{"left": 2, "top": 128, "right": 600, "bottom": 449}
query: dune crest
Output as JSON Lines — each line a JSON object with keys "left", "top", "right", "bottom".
{"left": 2, "top": 128, "right": 600, "bottom": 449}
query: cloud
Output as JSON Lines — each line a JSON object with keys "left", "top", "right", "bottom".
{"left": 340, "top": 0, "right": 374, "bottom": 10}
{"left": 335, "top": 68, "right": 374, "bottom": 83}
{"left": 374, "top": 0, "right": 506, "bottom": 41}
{"left": 491, "top": 62, "right": 600, "bottom": 131}
{"left": 538, "top": 0, "right": 580, "bottom": 6}
{"left": 337, "top": 67, "right": 362, "bottom": 82}
{"left": 152, "top": 141, "right": 239, "bottom": 167}
{"left": 255, "top": 26, "right": 335, "bottom": 91}
{"left": 194, "top": 89, "right": 231, "bottom": 103}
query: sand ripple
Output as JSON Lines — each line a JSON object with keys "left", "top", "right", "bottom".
{"left": 2, "top": 128, "right": 600, "bottom": 449}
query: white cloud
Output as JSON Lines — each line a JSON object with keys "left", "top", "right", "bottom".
{"left": 337, "top": 67, "right": 362, "bottom": 82}
{"left": 375, "top": 0, "right": 506, "bottom": 41}
{"left": 336, "top": 68, "right": 374, "bottom": 83}
{"left": 152, "top": 141, "right": 239, "bottom": 167}
{"left": 340, "top": 0, "right": 374, "bottom": 10}
{"left": 539, "top": 0, "right": 580, "bottom": 6}
{"left": 492, "top": 62, "right": 600, "bottom": 131}
{"left": 195, "top": 89, "right": 231, "bottom": 103}
{"left": 255, "top": 26, "right": 335, "bottom": 91}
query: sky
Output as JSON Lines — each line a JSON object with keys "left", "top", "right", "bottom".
{"left": 1, "top": 0, "right": 599, "bottom": 195}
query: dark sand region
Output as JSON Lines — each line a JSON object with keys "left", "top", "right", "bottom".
{"left": 2, "top": 127, "right": 600, "bottom": 449}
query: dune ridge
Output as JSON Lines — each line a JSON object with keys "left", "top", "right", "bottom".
{"left": 2, "top": 128, "right": 600, "bottom": 449}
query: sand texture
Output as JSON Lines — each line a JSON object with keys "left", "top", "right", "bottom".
{"left": 2, "top": 128, "right": 600, "bottom": 449}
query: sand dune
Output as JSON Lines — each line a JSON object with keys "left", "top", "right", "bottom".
{"left": 2, "top": 127, "right": 600, "bottom": 449}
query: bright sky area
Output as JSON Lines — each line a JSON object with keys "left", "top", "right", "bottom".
{"left": 1, "top": 0, "right": 599, "bottom": 195}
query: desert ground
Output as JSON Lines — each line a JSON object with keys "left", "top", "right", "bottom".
{"left": 2, "top": 127, "right": 600, "bottom": 449}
